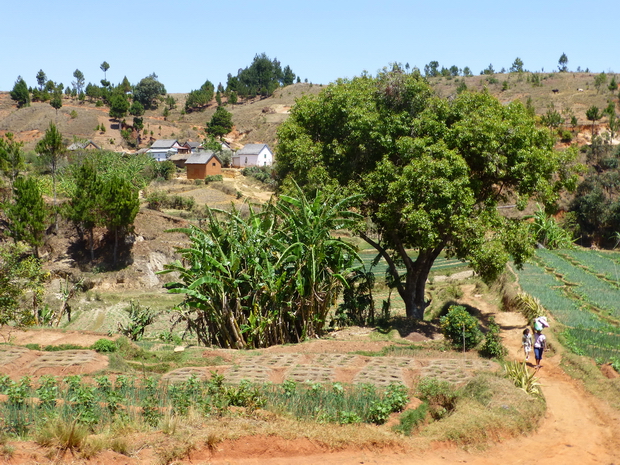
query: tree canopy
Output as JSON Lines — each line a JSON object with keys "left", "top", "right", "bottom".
{"left": 276, "top": 69, "right": 576, "bottom": 319}
{"left": 227, "top": 53, "right": 295, "bottom": 99}
{"left": 133, "top": 73, "right": 166, "bottom": 110}
{"left": 206, "top": 106, "right": 233, "bottom": 139}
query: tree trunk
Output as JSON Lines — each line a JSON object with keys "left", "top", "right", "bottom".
{"left": 360, "top": 232, "right": 443, "bottom": 320}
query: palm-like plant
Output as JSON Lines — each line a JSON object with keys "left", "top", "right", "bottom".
{"left": 160, "top": 183, "right": 365, "bottom": 348}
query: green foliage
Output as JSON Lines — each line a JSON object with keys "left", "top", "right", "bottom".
{"left": 229, "top": 53, "right": 295, "bottom": 98}
{"left": 145, "top": 190, "right": 195, "bottom": 211}
{"left": 133, "top": 73, "right": 166, "bottom": 110}
{"left": 6, "top": 177, "right": 47, "bottom": 255}
{"left": 594, "top": 73, "right": 607, "bottom": 93}
{"left": 0, "top": 132, "right": 25, "bottom": 184}
{"left": 479, "top": 316, "right": 507, "bottom": 359}
{"left": 440, "top": 305, "right": 483, "bottom": 350}
{"left": 206, "top": 106, "right": 233, "bottom": 139}
{"left": 0, "top": 242, "right": 47, "bottom": 327}
{"left": 91, "top": 338, "right": 117, "bottom": 353}
{"left": 416, "top": 377, "right": 459, "bottom": 419}
{"left": 204, "top": 174, "right": 223, "bottom": 183}
{"left": 527, "top": 204, "right": 574, "bottom": 249}
{"left": 276, "top": 68, "right": 574, "bottom": 319}
{"left": 10, "top": 76, "right": 30, "bottom": 108}
{"left": 393, "top": 402, "right": 429, "bottom": 435}
{"left": 109, "top": 92, "right": 129, "bottom": 120}
{"left": 160, "top": 183, "right": 363, "bottom": 348}
{"left": 117, "top": 300, "right": 158, "bottom": 341}
{"left": 241, "top": 165, "right": 274, "bottom": 187}
{"left": 503, "top": 360, "right": 542, "bottom": 397}
{"left": 185, "top": 80, "right": 214, "bottom": 112}
{"left": 558, "top": 53, "right": 568, "bottom": 72}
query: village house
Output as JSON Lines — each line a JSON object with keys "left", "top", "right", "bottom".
{"left": 185, "top": 151, "right": 222, "bottom": 179}
{"left": 232, "top": 143, "right": 273, "bottom": 168}
{"left": 147, "top": 139, "right": 184, "bottom": 162}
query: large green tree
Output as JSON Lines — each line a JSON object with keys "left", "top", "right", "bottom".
{"left": 133, "top": 73, "right": 166, "bottom": 110}
{"left": 72, "top": 69, "right": 85, "bottom": 95}
{"left": 276, "top": 69, "right": 575, "bottom": 319}
{"left": 65, "top": 161, "right": 102, "bottom": 262}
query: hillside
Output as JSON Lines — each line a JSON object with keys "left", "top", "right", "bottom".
{"left": 0, "top": 83, "right": 324, "bottom": 152}
{"left": 1, "top": 72, "right": 618, "bottom": 153}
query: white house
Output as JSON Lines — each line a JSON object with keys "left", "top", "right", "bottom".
{"left": 147, "top": 139, "right": 183, "bottom": 162}
{"left": 232, "top": 144, "right": 274, "bottom": 168}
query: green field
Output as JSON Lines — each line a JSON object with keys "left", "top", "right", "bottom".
{"left": 515, "top": 248, "right": 620, "bottom": 364}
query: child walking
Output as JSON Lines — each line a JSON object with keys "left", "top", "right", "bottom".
{"left": 533, "top": 329, "right": 547, "bottom": 368}
{"left": 522, "top": 328, "right": 532, "bottom": 362}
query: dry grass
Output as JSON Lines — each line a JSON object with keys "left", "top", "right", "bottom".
{"left": 560, "top": 352, "right": 620, "bottom": 409}
{"left": 419, "top": 373, "right": 545, "bottom": 447}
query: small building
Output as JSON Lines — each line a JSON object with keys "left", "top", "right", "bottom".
{"left": 147, "top": 139, "right": 183, "bottom": 162}
{"left": 67, "top": 140, "right": 100, "bottom": 151}
{"left": 185, "top": 151, "right": 222, "bottom": 179}
{"left": 232, "top": 143, "right": 273, "bottom": 168}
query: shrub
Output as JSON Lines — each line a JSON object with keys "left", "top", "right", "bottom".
{"left": 440, "top": 305, "right": 483, "bottom": 350}
{"left": 479, "top": 316, "right": 507, "bottom": 359}
{"left": 416, "top": 377, "right": 459, "bottom": 419}
{"left": 204, "top": 174, "right": 223, "bottom": 184}
{"left": 560, "top": 130, "right": 573, "bottom": 143}
{"left": 146, "top": 190, "right": 167, "bottom": 211}
{"left": 91, "top": 338, "right": 117, "bottom": 353}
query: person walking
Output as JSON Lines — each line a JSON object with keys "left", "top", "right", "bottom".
{"left": 522, "top": 327, "right": 533, "bottom": 362}
{"left": 533, "top": 329, "right": 547, "bottom": 368}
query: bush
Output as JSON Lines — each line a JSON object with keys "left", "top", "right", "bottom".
{"left": 91, "top": 339, "right": 117, "bottom": 353}
{"left": 479, "top": 316, "right": 507, "bottom": 359}
{"left": 560, "top": 130, "right": 573, "bottom": 143}
{"left": 416, "top": 378, "right": 459, "bottom": 420}
{"left": 440, "top": 305, "right": 483, "bottom": 350}
{"left": 204, "top": 174, "right": 223, "bottom": 184}
{"left": 146, "top": 190, "right": 167, "bottom": 211}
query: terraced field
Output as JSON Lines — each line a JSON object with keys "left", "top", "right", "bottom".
{"left": 515, "top": 247, "right": 620, "bottom": 363}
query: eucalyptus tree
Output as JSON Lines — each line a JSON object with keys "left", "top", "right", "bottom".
{"left": 100, "top": 61, "right": 110, "bottom": 80}
{"left": 36, "top": 69, "right": 47, "bottom": 90}
{"left": 72, "top": 69, "right": 85, "bottom": 95}
{"left": 276, "top": 69, "right": 576, "bottom": 319}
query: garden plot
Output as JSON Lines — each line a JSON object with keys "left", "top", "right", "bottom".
{"left": 313, "top": 353, "right": 360, "bottom": 367}
{"left": 420, "top": 359, "right": 496, "bottom": 384}
{"left": 247, "top": 353, "right": 301, "bottom": 367}
{"left": 161, "top": 366, "right": 212, "bottom": 384}
{"left": 225, "top": 364, "right": 273, "bottom": 383}
{"left": 287, "top": 366, "right": 335, "bottom": 383}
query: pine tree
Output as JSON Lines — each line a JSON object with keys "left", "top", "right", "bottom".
{"left": 35, "top": 122, "right": 64, "bottom": 232}
{"left": 10, "top": 76, "right": 30, "bottom": 108}
{"left": 100, "top": 176, "right": 139, "bottom": 265}
{"left": 6, "top": 177, "right": 47, "bottom": 257}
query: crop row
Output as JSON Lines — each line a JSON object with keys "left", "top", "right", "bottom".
{"left": 0, "top": 373, "right": 409, "bottom": 436}
{"left": 536, "top": 249, "right": 620, "bottom": 321}
{"left": 559, "top": 248, "right": 620, "bottom": 283}
{"left": 516, "top": 262, "right": 607, "bottom": 329}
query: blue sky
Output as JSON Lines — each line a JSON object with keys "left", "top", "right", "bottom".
{"left": 1, "top": 0, "right": 617, "bottom": 93}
